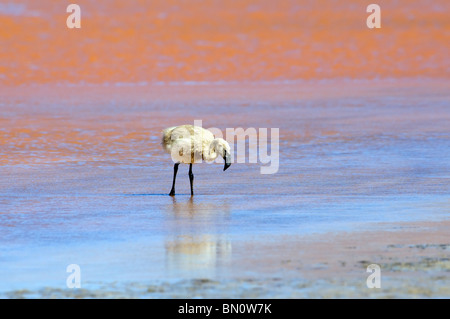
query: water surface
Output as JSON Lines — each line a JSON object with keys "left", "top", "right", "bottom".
{"left": 0, "top": 80, "right": 449, "bottom": 295}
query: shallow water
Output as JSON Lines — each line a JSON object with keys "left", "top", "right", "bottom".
{"left": 0, "top": 80, "right": 449, "bottom": 295}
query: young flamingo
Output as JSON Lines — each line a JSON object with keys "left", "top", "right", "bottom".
{"left": 161, "top": 125, "right": 231, "bottom": 196}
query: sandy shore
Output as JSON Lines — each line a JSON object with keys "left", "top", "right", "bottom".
{"left": 4, "top": 219, "right": 449, "bottom": 299}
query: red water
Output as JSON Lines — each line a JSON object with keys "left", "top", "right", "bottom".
{"left": 1, "top": 0, "right": 449, "bottom": 85}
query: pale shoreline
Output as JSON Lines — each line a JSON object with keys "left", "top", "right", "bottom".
{"left": 4, "top": 218, "right": 449, "bottom": 298}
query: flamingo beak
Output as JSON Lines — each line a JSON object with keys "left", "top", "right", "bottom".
{"left": 223, "top": 150, "right": 231, "bottom": 171}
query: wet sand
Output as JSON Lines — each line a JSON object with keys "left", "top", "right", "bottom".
{"left": 4, "top": 219, "right": 450, "bottom": 298}
{"left": 1, "top": 80, "right": 449, "bottom": 298}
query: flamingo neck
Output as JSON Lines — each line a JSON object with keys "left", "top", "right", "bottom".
{"left": 205, "top": 143, "right": 218, "bottom": 162}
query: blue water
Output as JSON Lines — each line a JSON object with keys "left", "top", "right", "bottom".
{"left": 0, "top": 80, "right": 449, "bottom": 295}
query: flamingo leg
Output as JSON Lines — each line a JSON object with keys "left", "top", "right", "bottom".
{"left": 189, "top": 163, "right": 194, "bottom": 196}
{"left": 169, "top": 162, "right": 180, "bottom": 196}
